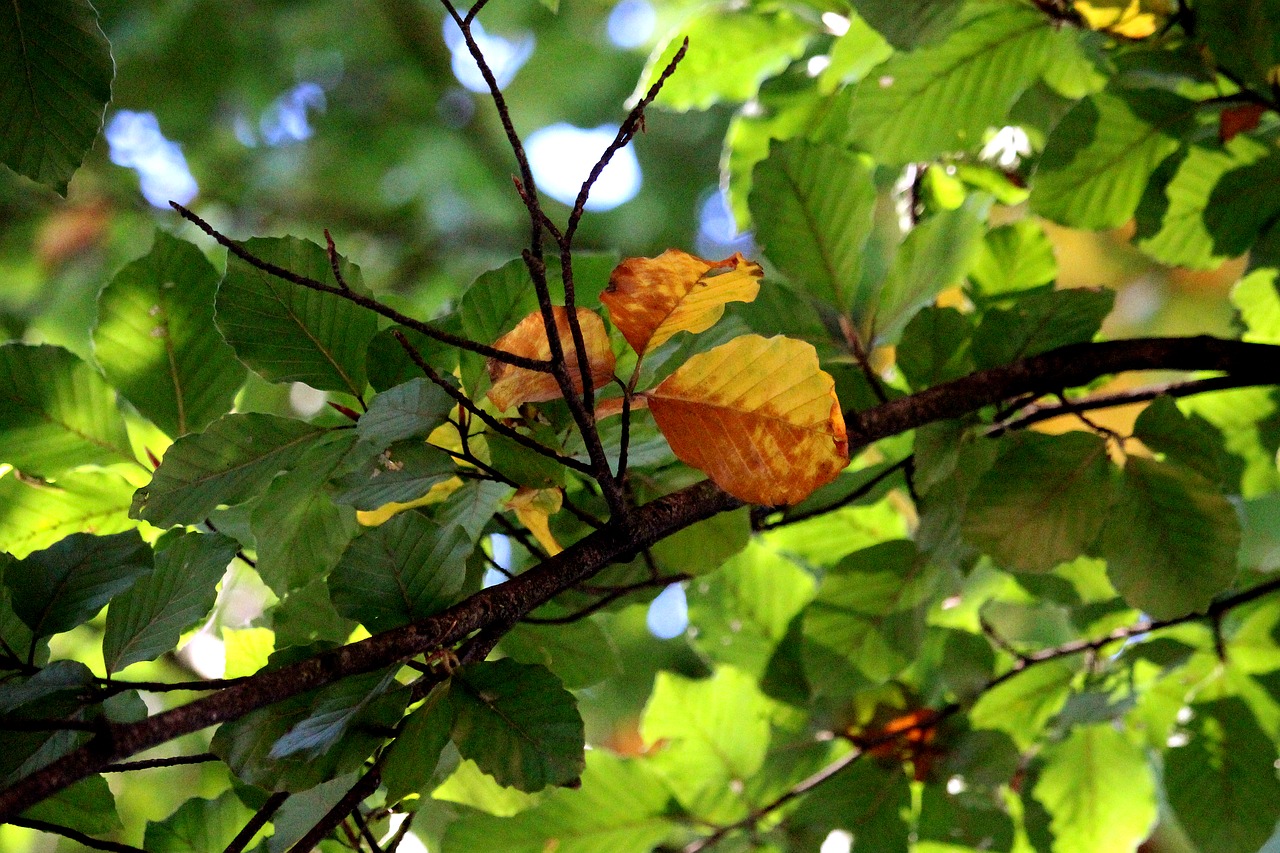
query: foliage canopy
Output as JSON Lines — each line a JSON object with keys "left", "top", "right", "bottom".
{"left": 3, "top": 1, "right": 1280, "bottom": 852}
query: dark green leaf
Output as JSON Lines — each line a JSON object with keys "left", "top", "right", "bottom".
{"left": 499, "top": 618, "right": 621, "bottom": 689}
{"left": 686, "top": 544, "right": 815, "bottom": 678}
{"left": 972, "top": 287, "right": 1114, "bottom": 369}
{"left": 250, "top": 431, "right": 361, "bottom": 595}
{"left": 791, "top": 758, "right": 910, "bottom": 853}
{"left": 8, "top": 530, "right": 152, "bottom": 639}
{"left": 1099, "top": 457, "right": 1241, "bottom": 619}
{"left": 216, "top": 236, "right": 377, "bottom": 396}
{"left": 0, "top": 468, "right": 135, "bottom": 559}
{"left": 269, "top": 668, "right": 401, "bottom": 760}
{"left": 487, "top": 430, "right": 566, "bottom": 489}
{"left": 270, "top": 576, "right": 357, "bottom": 647}
{"left": 939, "top": 628, "right": 996, "bottom": 703}
{"left": 0, "top": 343, "right": 135, "bottom": 476}
{"left": 358, "top": 377, "right": 456, "bottom": 449}
{"left": 328, "top": 511, "right": 471, "bottom": 632}
{"left": 844, "top": 5, "right": 1064, "bottom": 164}
{"left": 383, "top": 684, "right": 453, "bottom": 804}
{"left": 442, "top": 751, "right": 674, "bottom": 853}
{"left": 897, "top": 306, "right": 974, "bottom": 389}
{"left": 1197, "top": 0, "right": 1280, "bottom": 90}
{"left": 211, "top": 669, "right": 405, "bottom": 791}
{"left": 366, "top": 321, "right": 460, "bottom": 392}
{"left": 1166, "top": 695, "right": 1280, "bottom": 853}
{"left": 266, "top": 773, "right": 359, "bottom": 853}
{"left": 450, "top": 658, "right": 585, "bottom": 793}
{"left": 0, "top": 0, "right": 113, "bottom": 193}
{"left": 1032, "top": 724, "right": 1157, "bottom": 852}
{"left": 1031, "top": 88, "right": 1196, "bottom": 228}
{"left": 750, "top": 138, "right": 878, "bottom": 313}
{"left": 802, "top": 540, "right": 939, "bottom": 694}
{"left": 1134, "top": 395, "right": 1242, "bottom": 491}
{"left": 637, "top": 8, "right": 812, "bottom": 111}
{"left": 432, "top": 479, "right": 510, "bottom": 542}
{"left": 917, "top": 783, "right": 1014, "bottom": 852}
{"left": 968, "top": 220, "right": 1058, "bottom": 299}
{"left": 641, "top": 667, "right": 770, "bottom": 822}
{"left": 851, "top": 0, "right": 963, "bottom": 48}
{"left": 332, "top": 439, "right": 458, "bottom": 510}
{"left": 132, "top": 413, "right": 327, "bottom": 527}
{"left": 143, "top": 792, "right": 256, "bottom": 853}
{"left": 102, "top": 529, "right": 237, "bottom": 673}
{"left": 963, "top": 432, "right": 1114, "bottom": 573}
{"left": 94, "top": 231, "right": 246, "bottom": 436}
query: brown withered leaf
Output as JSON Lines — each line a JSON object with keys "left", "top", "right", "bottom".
{"left": 645, "top": 334, "right": 849, "bottom": 506}
{"left": 486, "top": 307, "right": 616, "bottom": 412}
{"left": 600, "top": 249, "right": 762, "bottom": 355}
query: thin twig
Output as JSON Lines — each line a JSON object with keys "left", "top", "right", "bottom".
{"left": 323, "top": 229, "right": 351, "bottom": 291}
{"left": 757, "top": 457, "right": 913, "bottom": 531}
{"left": 224, "top": 791, "right": 289, "bottom": 853}
{"left": 171, "top": 202, "right": 549, "bottom": 372}
{"left": 493, "top": 512, "right": 549, "bottom": 561}
{"left": 8, "top": 817, "right": 146, "bottom": 853}
{"left": 522, "top": 574, "right": 689, "bottom": 625}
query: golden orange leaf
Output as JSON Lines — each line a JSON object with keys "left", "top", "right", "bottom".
{"left": 507, "top": 486, "right": 564, "bottom": 556}
{"left": 486, "top": 307, "right": 617, "bottom": 412}
{"left": 600, "top": 249, "right": 763, "bottom": 355}
{"left": 645, "top": 334, "right": 849, "bottom": 506}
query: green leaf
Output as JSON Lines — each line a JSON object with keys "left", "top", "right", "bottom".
{"left": 859, "top": 195, "right": 988, "bottom": 346}
{"left": 749, "top": 138, "right": 878, "bottom": 313}
{"left": 636, "top": 8, "right": 812, "bottom": 112}
{"left": 844, "top": 5, "right": 1063, "bottom": 164}
{"left": 359, "top": 377, "right": 456, "bottom": 449}
{"left": 641, "top": 667, "right": 770, "bottom": 822}
{"left": 917, "top": 783, "right": 1015, "bottom": 851}
{"left": 143, "top": 792, "right": 256, "bottom": 853}
{"left": 897, "top": 306, "right": 974, "bottom": 389}
{"left": 972, "top": 287, "right": 1115, "bottom": 369}
{"left": 7, "top": 530, "right": 152, "bottom": 639}
{"left": 968, "top": 220, "right": 1058, "bottom": 299}
{"left": 434, "top": 757, "right": 542, "bottom": 816}
{"left": 1135, "top": 135, "right": 1280, "bottom": 269}
{"left": 442, "top": 751, "right": 674, "bottom": 853}
{"left": 0, "top": 0, "right": 113, "bottom": 193}
{"left": 651, "top": 506, "right": 751, "bottom": 578}
{"left": 686, "top": 543, "right": 816, "bottom": 678}
{"left": 383, "top": 684, "right": 454, "bottom": 804}
{"left": 250, "top": 431, "right": 361, "bottom": 595}
{"left": 211, "top": 669, "right": 405, "bottom": 791}
{"left": 271, "top": 576, "right": 356, "bottom": 647}
{"left": 216, "top": 236, "right": 378, "bottom": 396}
{"left": 802, "top": 540, "right": 938, "bottom": 694}
{"left": 963, "top": 432, "right": 1114, "bottom": 574}
{"left": 487, "top": 430, "right": 566, "bottom": 489}
{"left": 969, "top": 661, "right": 1075, "bottom": 748}
{"left": 94, "top": 231, "right": 247, "bottom": 437}
{"left": 1233, "top": 268, "right": 1280, "bottom": 343}
{"left": 499, "top": 619, "right": 621, "bottom": 689}
{"left": 0, "top": 343, "right": 135, "bottom": 476}
{"left": 132, "top": 412, "right": 327, "bottom": 527}
{"left": 1166, "top": 696, "right": 1280, "bottom": 853}
{"left": 433, "top": 478, "right": 509, "bottom": 542}
{"left": 268, "top": 668, "right": 401, "bottom": 760}
{"left": 266, "top": 773, "right": 359, "bottom": 853}
{"left": 1134, "top": 395, "right": 1242, "bottom": 491}
{"left": 332, "top": 439, "right": 457, "bottom": 510}
{"left": 20, "top": 774, "right": 120, "bottom": 836}
{"left": 328, "top": 512, "right": 470, "bottom": 632}
{"left": 850, "top": 0, "right": 963, "bottom": 49}
{"left": 1031, "top": 88, "right": 1196, "bottom": 228}
{"left": 102, "top": 530, "right": 237, "bottom": 673}
{"left": 1099, "top": 457, "right": 1241, "bottom": 620}
{"left": 1197, "top": 0, "right": 1280, "bottom": 90}
{"left": 450, "top": 658, "right": 585, "bottom": 793}
{"left": 366, "top": 321, "right": 460, "bottom": 392}
{"left": 1180, "top": 385, "right": 1280, "bottom": 497}
{"left": 1032, "top": 724, "right": 1156, "bottom": 853}
{"left": 0, "top": 468, "right": 135, "bottom": 559}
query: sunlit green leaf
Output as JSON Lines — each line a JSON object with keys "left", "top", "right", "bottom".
{"left": 94, "top": 231, "right": 246, "bottom": 437}
{"left": 0, "top": 343, "right": 135, "bottom": 476}
{"left": 20, "top": 774, "right": 120, "bottom": 836}
{"left": 0, "top": 0, "right": 113, "bottom": 193}
{"left": 0, "top": 468, "right": 135, "bottom": 559}
{"left": 1134, "top": 395, "right": 1242, "bottom": 491}
{"left": 969, "top": 661, "right": 1075, "bottom": 748}
{"left": 499, "top": 618, "right": 621, "bottom": 689}
{"left": 968, "top": 220, "right": 1058, "bottom": 299}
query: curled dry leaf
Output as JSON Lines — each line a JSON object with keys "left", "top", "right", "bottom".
{"left": 486, "top": 307, "right": 616, "bottom": 412}
{"left": 506, "top": 486, "right": 564, "bottom": 556}
{"left": 601, "top": 249, "right": 763, "bottom": 355}
{"left": 645, "top": 334, "right": 849, "bottom": 506}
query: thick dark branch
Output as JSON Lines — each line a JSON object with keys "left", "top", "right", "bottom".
{"left": 101, "top": 752, "right": 218, "bottom": 773}
{"left": 171, "top": 202, "right": 549, "bottom": 372}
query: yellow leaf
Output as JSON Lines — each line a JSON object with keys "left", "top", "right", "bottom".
{"left": 486, "top": 306, "right": 617, "bottom": 412}
{"left": 1074, "top": 0, "right": 1159, "bottom": 38}
{"left": 506, "top": 486, "right": 564, "bottom": 556}
{"left": 645, "top": 334, "right": 849, "bottom": 506}
{"left": 600, "top": 249, "right": 762, "bottom": 355}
